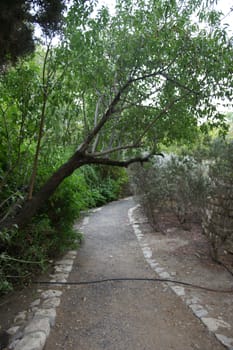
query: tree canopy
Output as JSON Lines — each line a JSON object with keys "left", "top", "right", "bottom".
{"left": 51, "top": 0, "right": 233, "bottom": 152}
{"left": 0, "top": 0, "right": 233, "bottom": 229}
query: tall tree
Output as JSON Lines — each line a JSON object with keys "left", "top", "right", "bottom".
{"left": 0, "top": 0, "right": 232, "bottom": 230}
{"left": 0, "top": 0, "right": 66, "bottom": 67}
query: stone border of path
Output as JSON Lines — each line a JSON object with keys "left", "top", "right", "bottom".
{"left": 6, "top": 250, "right": 76, "bottom": 350}
{"left": 4, "top": 208, "right": 98, "bottom": 350}
{"left": 128, "top": 204, "right": 233, "bottom": 350}
{"left": 5, "top": 201, "right": 233, "bottom": 350}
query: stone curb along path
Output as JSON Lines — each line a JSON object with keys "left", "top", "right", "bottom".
{"left": 4, "top": 209, "right": 97, "bottom": 350}
{"left": 4, "top": 202, "right": 233, "bottom": 350}
{"left": 5, "top": 249, "right": 76, "bottom": 350}
{"left": 128, "top": 204, "right": 233, "bottom": 350}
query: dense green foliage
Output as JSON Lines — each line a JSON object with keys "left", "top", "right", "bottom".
{"left": 0, "top": 43, "right": 128, "bottom": 293}
{"left": 0, "top": 163, "right": 127, "bottom": 293}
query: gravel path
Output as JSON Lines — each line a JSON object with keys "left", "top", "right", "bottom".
{"left": 43, "top": 197, "right": 225, "bottom": 350}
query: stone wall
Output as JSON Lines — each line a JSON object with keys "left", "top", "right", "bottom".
{"left": 202, "top": 182, "right": 233, "bottom": 260}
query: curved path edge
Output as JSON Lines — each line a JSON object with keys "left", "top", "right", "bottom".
{"left": 128, "top": 204, "right": 233, "bottom": 350}
{"left": 5, "top": 209, "right": 97, "bottom": 350}
{"left": 5, "top": 201, "right": 233, "bottom": 350}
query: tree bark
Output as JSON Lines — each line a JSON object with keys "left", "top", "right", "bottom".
{"left": 0, "top": 151, "right": 151, "bottom": 231}
{"left": 0, "top": 150, "right": 84, "bottom": 230}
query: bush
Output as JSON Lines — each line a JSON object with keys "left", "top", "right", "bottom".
{"left": 202, "top": 139, "right": 233, "bottom": 260}
{"left": 129, "top": 154, "right": 211, "bottom": 228}
{"left": 0, "top": 164, "right": 128, "bottom": 294}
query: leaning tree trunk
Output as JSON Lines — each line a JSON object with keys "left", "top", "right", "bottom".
{"left": 0, "top": 150, "right": 85, "bottom": 230}
{"left": 0, "top": 150, "right": 151, "bottom": 231}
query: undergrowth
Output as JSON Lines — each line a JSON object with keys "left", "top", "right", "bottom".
{"left": 0, "top": 165, "right": 128, "bottom": 294}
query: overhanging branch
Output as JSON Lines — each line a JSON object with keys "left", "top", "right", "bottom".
{"left": 160, "top": 73, "right": 201, "bottom": 95}
{"left": 82, "top": 153, "right": 153, "bottom": 167}
{"left": 76, "top": 70, "right": 164, "bottom": 153}
{"left": 90, "top": 143, "right": 143, "bottom": 157}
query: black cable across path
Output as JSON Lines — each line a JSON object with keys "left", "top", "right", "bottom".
{"left": 35, "top": 277, "right": 233, "bottom": 293}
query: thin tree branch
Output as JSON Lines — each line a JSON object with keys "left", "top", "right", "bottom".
{"left": 90, "top": 143, "right": 142, "bottom": 157}
{"left": 77, "top": 67, "right": 197, "bottom": 155}
{"left": 82, "top": 153, "right": 152, "bottom": 168}
{"left": 92, "top": 94, "right": 103, "bottom": 152}
{"left": 77, "top": 71, "right": 164, "bottom": 153}
{"left": 28, "top": 44, "right": 51, "bottom": 200}
{"left": 135, "top": 94, "right": 188, "bottom": 145}
{"left": 160, "top": 73, "right": 201, "bottom": 95}
{"left": 77, "top": 80, "right": 132, "bottom": 153}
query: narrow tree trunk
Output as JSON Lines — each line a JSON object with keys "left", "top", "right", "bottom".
{"left": 0, "top": 151, "right": 85, "bottom": 230}
{"left": 0, "top": 149, "right": 151, "bottom": 231}
{"left": 28, "top": 94, "right": 47, "bottom": 199}
{"left": 28, "top": 44, "right": 51, "bottom": 199}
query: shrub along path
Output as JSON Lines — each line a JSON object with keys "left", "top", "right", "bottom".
{"left": 43, "top": 197, "right": 227, "bottom": 350}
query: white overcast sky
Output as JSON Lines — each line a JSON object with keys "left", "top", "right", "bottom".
{"left": 215, "top": 0, "right": 233, "bottom": 31}
{"left": 95, "top": 0, "right": 233, "bottom": 112}
{"left": 97, "top": 0, "right": 233, "bottom": 32}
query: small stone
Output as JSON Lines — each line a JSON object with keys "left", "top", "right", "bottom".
{"left": 55, "top": 265, "right": 72, "bottom": 273}
{"left": 159, "top": 271, "right": 171, "bottom": 279}
{"left": 201, "top": 317, "right": 231, "bottom": 332}
{"left": 41, "top": 290, "right": 62, "bottom": 299}
{"left": 142, "top": 247, "right": 152, "bottom": 259}
{"left": 30, "top": 299, "right": 41, "bottom": 308}
{"left": 170, "top": 271, "right": 177, "bottom": 276}
{"left": 171, "top": 285, "right": 185, "bottom": 296}
{"left": 56, "top": 259, "right": 74, "bottom": 265}
{"left": 7, "top": 326, "right": 21, "bottom": 335}
{"left": 9, "top": 339, "right": 20, "bottom": 350}
{"left": 216, "top": 334, "right": 233, "bottom": 349}
{"left": 24, "top": 317, "right": 50, "bottom": 337}
{"left": 50, "top": 273, "right": 69, "bottom": 282}
{"left": 155, "top": 267, "right": 165, "bottom": 273}
{"left": 189, "top": 304, "right": 208, "bottom": 318}
{"left": 14, "top": 311, "right": 27, "bottom": 323}
{"left": 9, "top": 328, "right": 24, "bottom": 343}
{"left": 42, "top": 297, "right": 60, "bottom": 309}
{"left": 67, "top": 250, "right": 77, "bottom": 255}
{"left": 34, "top": 309, "right": 56, "bottom": 327}
{"left": 31, "top": 307, "right": 39, "bottom": 313}
{"left": 14, "top": 331, "right": 46, "bottom": 350}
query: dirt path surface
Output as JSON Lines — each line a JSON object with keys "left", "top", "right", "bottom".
{"left": 44, "top": 198, "right": 227, "bottom": 350}
{"left": 130, "top": 204, "right": 233, "bottom": 350}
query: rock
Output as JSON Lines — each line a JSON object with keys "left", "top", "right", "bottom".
{"left": 42, "top": 297, "right": 60, "bottom": 309}
{"left": 216, "top": 334, "right": 233, "bottom": 349}
{"left": 14, "top": 331, "right": 46, "bottom": 350}
{"left": 40, "top": 290, "right": 62, "bottom": 299}
{"left": 201, "top": 317, "right": 231, "bottom": 332}
{"left": 54, "top": 265, "right": 73, "bottom": 273}
{"left": 7, "top": 326, "right": 21, "bottom": 336}
{"left": 189, "top": 304, "right": 208, "bottom": 318}
{"left": 56, "top": 259, "right": 73, "bottom": 265}
{"left": 50, "top": 273, "right": 69, "bottom": 282}
{"left": 14, "top": 311, "right": 27, "bottom": 324}
{"left": 171, "top": 285, "right": 185, "bottom": 296}
{"left": 24, "top": 317, "right": 50, "bottom": 337}
{"left": 34, "top": 309, "right": 56, "bottom": 327}
{"left": 30, "top": 299, "right": 41, "bottom": 308}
